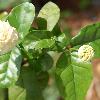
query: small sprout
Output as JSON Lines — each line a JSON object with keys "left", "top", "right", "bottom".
{"left": 0, "top": 20, "right": 19, "bottom": 55}
{"left": 78, "top": 45, "right": 94, "bottom": 61}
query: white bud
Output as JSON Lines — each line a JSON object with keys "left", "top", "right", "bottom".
{"left": 0, "top": 20, "right": 18, "bottom": 55}
{"left": 78, "top": 45, "right": 94, "bottom": 61}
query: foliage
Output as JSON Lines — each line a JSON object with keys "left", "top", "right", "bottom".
{"left": 0, "top": 1, "right": 100, "bottom": 100}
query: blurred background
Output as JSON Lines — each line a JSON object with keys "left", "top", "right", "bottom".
{"left": 0, "top": 0, "right": 100, "bottom": 100}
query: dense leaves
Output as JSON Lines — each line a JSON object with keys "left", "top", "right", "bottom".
{"left": 23, "top": 31, "right": 55, "bottom": 52}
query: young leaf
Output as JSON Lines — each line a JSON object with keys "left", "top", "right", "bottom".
{"left": 38, "top": 2, "right": 60, "bottom": 31}
{"left": 71, "top": 23, "right": 100, "bottom": 46}
{"left": 0, "top": 47, "right": 22, "bottom": 88}
{"left": 7, "top": 2, "right": 35, "bottom": 40}
{"left": 59, "top": 52, "right": 93, "bottom": 100}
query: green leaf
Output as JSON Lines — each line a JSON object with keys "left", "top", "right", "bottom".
{"left": 55, "top": 52, "right": 71, "bottom": 97}
{"left": 7, "top": 2, "right": 35, "bottom": 40}
{"left": 23, "top": 38, "right": 55, "bottom": 52}
{"left": 59, "top": 52, "right": 92, "bottom": 100}
{"left": 22, "top": 29, "right": 55, "bottom": 52}
{"left": 28, "top": 29, "right": 53, "bottom": 41}
{"left": 38, "top": 2, "right": 60, "bottom": 31}
{"left": 90, "top": 39, "right": 100, "bottom": 58}
{"left": 0, "top": 47, "right": 22, "bottom": 88}
{"left": 56, "top": 52, "right": 71, "bottom": 76}
{"left": 71, "top": 23, "right": 100, "bottom": 46}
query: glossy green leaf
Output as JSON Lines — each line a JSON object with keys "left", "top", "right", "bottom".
{"left": 38, "top": 2, "right": 60, "bottom": 31}
{"left": 23, "top": 37, "right": 55, "bottom": 52}
{"left": 23, "top": 29, "right": 55, "bottom": 52}
{"left": 71, "top": 23, "right": 100, "bottom": 46}
{"left": 0, "top": 47, "right": 22, "bottom": 88}
{"left": 7, "top": 2, "right": 35, "bottom": 40}
{"left": 61, "top": 52, "right": 92, "bottom": 100}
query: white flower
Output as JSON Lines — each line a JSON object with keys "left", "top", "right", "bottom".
{"left": 0, "top": 20, "right": 18, "bottom": 55}
{"left": 78, "top": 45, "right": 94, "bottom": 61}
